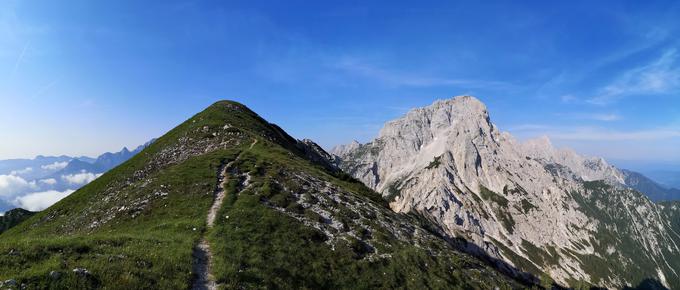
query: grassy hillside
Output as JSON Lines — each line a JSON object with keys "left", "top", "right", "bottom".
{"left": 0, "top": 101, "right": 525, "bottom": 289}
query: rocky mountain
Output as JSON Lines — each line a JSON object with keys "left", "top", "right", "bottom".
{"left": 52, "top": 140, "right": 154, "bottom": 178}
{"left": 0, "top": 101, "right": 526, "bottom": 289}
{"left": 0, "top": 155, "right": 74, "bottom": 180}
{"left": 333, "top": 96, "right": 680, "bottom": 289}
{"left": 622, "top": 169, "right": 680, "bottom": 202}
{"left": 0, "top": 208, "right": 35, "bottom": 234}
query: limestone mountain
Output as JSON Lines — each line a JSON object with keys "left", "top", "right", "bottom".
{"left": 333, "top": 96, "right": 680, "bottom": 289}
{"left": 0, "top": 101, "right": 525, "bottom": 289}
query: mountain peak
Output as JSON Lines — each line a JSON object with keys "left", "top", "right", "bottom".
{"left": 435, "top": 95, "right": 486, "bottom": 110}
{"left": 422, "top": 95, "right": 489, "bottom": 120}
{"left": 334, "top": 94, "right": 680, "bottom": 288}
{"left": 379, "top": 95, "right": 492, "bottom": 140}
{"left": 521, "top": 135, "right": 554, "bottom": 153}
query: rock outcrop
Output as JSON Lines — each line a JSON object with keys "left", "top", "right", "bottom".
{"left": 333, "top": 96, "right": 680, "bottom": 289}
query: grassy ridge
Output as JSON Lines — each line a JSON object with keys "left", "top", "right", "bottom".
{"left": 0, "top": 101, "right": 524, "bottom": 289}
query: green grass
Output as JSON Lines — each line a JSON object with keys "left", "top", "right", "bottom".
{"left": 0, "top": 100, "right": 525, "bottom": 289}
{"left": 479, "top": 185, "right": 515, "bottom": 234}
{"left": 519, "top": 199, "right": 537, "bottom": 214}
{"left": 0, "top": 150, "right": 231, "bottom": 288}
{"left": 207, "top": 142, "right": 522, "bottom": 289}
{"left": 480, "top": 185, "right": 509, "bottom": 208}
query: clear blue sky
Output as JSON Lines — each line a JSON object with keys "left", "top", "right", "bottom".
{"left": 1, "top": 1, "right": 679, "bottom": 166}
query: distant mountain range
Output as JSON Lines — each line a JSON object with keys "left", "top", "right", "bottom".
{"left": 647, "top": 170, "right": 680, "bottom": 190}
{"left": 0, "top": 139, "right": 154, "bottom": 213}
{"left": 622, "top": 169, "right": 680, "bottom": 202}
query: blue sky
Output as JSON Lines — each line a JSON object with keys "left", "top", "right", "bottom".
{"left": 1, "top": 1, "right": 679, "bottom": 168}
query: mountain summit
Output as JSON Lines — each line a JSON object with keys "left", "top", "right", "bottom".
{"left": 333, "top": 96, "right": 680, "bottom": 289}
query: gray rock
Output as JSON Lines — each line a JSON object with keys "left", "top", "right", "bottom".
{"left": 333, "top": 95, "right": 680, "bottom": 288}
{"left": 49, "top": 271, "right": 62, "bottom": 280}
{"left": 72, "top": 268, "right": 90, "bottom": 276}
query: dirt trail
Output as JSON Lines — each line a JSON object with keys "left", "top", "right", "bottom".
{"left": 191, "top": 139, "right": 258, "bottom": 290}
{"left": 191, "top": 239, "right": 217, "bottom": 290}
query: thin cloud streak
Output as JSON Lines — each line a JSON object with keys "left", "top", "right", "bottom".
{"left": 510, "top": 124, "right": 680, "bottom": 141}
{"left": 556, "top": 112, "right": 622, "bottom": 122}
{"left": 8, "top": 42, "right": 28, "bottom": 79}
{"left": 588, "top": 49, "right": 680, "bottom": 105}
{"left": 331, "top": 57, "right": 513, "bottom": 89}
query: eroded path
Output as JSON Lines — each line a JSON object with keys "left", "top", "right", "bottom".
{"left": 191, "top": 139, "right": 257, "bottom": 290}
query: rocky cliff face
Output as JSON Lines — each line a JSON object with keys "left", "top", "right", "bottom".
{"left": 333, "top": 96, "right": 680, "bottom": 289}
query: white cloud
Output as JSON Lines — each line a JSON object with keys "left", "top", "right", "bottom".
{"left": 0, "top": 174, "right": 37, "bottom": 197}
{"left": 588, "top": 50, "right": 680, "bottom": 105}
{"left": 13, "top": 189, "right": 75, "bottom": 211}
{"left": 10, "top": 167, "right": 32, "bottom": 175}
{"left": 41, "top": 161, "right": 69, "bottom": 171}
{"left": 39, "top": 178, "right": 57, "bottom": 185}
{"left": 61, "top": 171, "right": 102, "bottom": 185}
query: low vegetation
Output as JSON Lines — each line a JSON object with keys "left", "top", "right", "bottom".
{"left": 0, "top": 101, "right": 525, "bottom": 289}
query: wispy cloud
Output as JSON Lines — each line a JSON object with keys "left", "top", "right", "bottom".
{"left": 556, "top": 112, "right": 622, "bottom": 122}
{"left": 9, "top": 42, "right": 29, "bottom": 79}
{"left": 588, "top": 50, "right": 680, "bottom": 105}
{"left": 560, "top": 94, "right": 577, "bottom": 103}
{"left": 331, "top": 57, "right": 512, "bottom": 89}
{"left": 551, "top": 128, "right": 680, "bottom": 141}
{"left": 511, "top": 124, "right": 680, "bottom": 141}
{"left": 30, "top": 80, "right": 58, "bottom": 99}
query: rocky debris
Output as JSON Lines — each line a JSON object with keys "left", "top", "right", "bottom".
{"left": 297, "top": 139, "right": 339, "bottom": 172}
{"left": 48, "top": 271, "right": 61, "bottom": 280}
{"left": 258, "top": 166, "right": 447, "bottom": 262}
{"left": 32, "top": 120, "right": 250, "bottom": 234}
{"left": 72, "top": 268, "right": 90, "bottom": 276}
{"left": 1, "top": 279, "right": 17, "bottom": 287}
{"left": 333, "top": 95, "right": 680, "bottom": 288}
